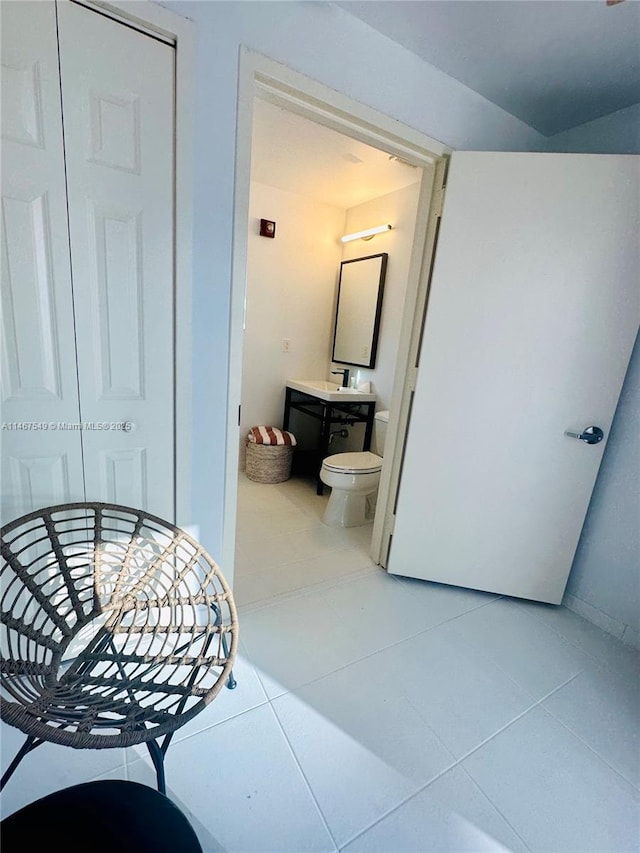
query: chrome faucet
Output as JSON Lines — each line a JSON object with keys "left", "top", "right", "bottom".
{"left": 331, "top": 368, "right": 350, "bottom": 387}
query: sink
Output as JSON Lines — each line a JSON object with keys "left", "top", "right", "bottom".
{"left": 286, "top": 379, "right": 375, "bottom": 403}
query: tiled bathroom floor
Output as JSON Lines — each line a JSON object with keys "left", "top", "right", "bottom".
{"left": 1, "top": 474, "right": 639, "bottom": 851}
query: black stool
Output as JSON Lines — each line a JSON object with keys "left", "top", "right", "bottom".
{"left": 1, "top": 780, "right": 203, "bottom": 852}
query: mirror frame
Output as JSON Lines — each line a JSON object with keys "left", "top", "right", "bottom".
{"left": 332, "top": 252, "right": 388, "bottom": 369}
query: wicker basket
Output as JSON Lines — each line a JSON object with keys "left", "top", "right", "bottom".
{"left": 245, "top": 441, "right": 292, "bottom": 483}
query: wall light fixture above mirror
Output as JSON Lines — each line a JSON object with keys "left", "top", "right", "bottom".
{"left": 341, "top": 224, "right": 392, "bottom": 243}
{"left": 332, "top": 253, "right": 388, "bottom": 369}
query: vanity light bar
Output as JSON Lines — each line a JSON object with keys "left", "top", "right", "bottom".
{"left": 340, "top": 224, "right": 392, "bottom": 243}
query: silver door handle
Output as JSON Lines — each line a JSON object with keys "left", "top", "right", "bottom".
{"left": 564, "top": 425, "right": 604, "bottom": 445}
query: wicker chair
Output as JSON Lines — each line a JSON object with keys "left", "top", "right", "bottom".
{"left": 0, "top": 502, "right": 238, "bottom": 794}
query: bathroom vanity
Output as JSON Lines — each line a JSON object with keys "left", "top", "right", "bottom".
{"left": 283, "top": 380, "right": 376, "bottom": 495}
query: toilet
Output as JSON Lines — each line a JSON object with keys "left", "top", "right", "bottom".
{"left": 320, "top": 410, "right": 389, "bottom": 528}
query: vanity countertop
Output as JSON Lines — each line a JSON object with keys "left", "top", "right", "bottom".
{"left": 286, "top": 379, "right": 375, "bottom": 403}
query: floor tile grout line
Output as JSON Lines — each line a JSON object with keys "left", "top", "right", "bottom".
{"left": 510, "top": 601, "right": 639, "bottom": 673}
{"left": 159, "top": 698, "right": 272, "bottom": 746}
{"left": 236, "top": 498, "right": 358, "bottom": 529}
{"left": 427, "top": 610, "right": 591, "bottom": 709}
{"left": 419, "top": 594, "right": 628, "bottom": 706}
{"left": 236, "top": 565, "right": 379, "bottom": 614}
{"left": 80, "top": 751, "right": 129, "bottom": 787}
{"left": 338, "top": 760, "right": 533, "bottom": 853}
{"left": 239, "top": 509, "right": 327, "bottom": 522}
{"left": 131, "top": 652, "right": 274, "bottom": 747}
{"left": 236, "top": 537, "right": 373, "bottom": 573}
{"left": 453, "top": 672, "right": 583, "bottom": 766}
{"left": 541, "top": 699, "right": 640, "bottom": 794}
{"left": 454, "top": 764, "right": 533, "bottom": 852}
{"left": 236, "top": 565, "right": 381, "bottom": 615}
{"left": 251, "top": 658, "right": 289, "bottom": 703}
{"left": 236, "top": 546, "right": 368, "bottom": 578}
{"left": 336, "top": 760, "right": 460, "bottom": 851}
{"left": 267, "top": 702, "right": 340, "bottom": 853}
{"left": 236, "top": 514, "right": 324, "bottom": 527}
{"left": 242, "top": 594, "right": 514, "bottom": 703}
{"left": 243, "top": 634, "right": 462, "bottom": 779}
{"left": 337, "top": 674, "right": 584, "bottom": 851}
{"left": 317, "top": 582, "right": 506, "bottom": 652}
{"left": 236, "top": 545, "right": 375, "bottom": 578}
{"left": 386, "top": 686, "right": 462, "bottom": 771}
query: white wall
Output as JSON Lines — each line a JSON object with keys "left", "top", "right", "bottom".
{"left": 546, "top": 104, "right": 640, "bottom": 155}
{"left": 335, "top": 182, "right": 422, "bottom": 413}
{"left": 241, "top": 182, "right": 344, "bottom": 461}
{"left": 155, "top": 3, "right": 636, "bottom": 641}
{"left": 243, "top": 180, "right": 420, "bottom": 464}
{"left": 159, "top": 0, "right": 545, "bottom": 562}
{"left": 564, "top": 335, "right": 640, "bottom": 648}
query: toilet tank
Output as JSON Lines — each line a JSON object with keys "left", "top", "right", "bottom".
{"left": 373, "top": 410, "right": 389, "bottom": 456}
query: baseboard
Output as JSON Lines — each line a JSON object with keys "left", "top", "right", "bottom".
{"left": 563, "top": 593, "right": 640, "bottom": 650}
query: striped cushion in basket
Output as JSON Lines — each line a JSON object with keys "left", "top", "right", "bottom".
{"left": 247, "top": 426, "right": 297, "bottom": 447}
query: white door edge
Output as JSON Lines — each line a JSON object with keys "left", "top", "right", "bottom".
{"left": 72, "top": 0, "right": 180, "bottom": 44}
{"left": 370, "top": 159, "right": 449, "bottom": 566}
{"left": 223, "top": 47, "right": 450, "bottom": 584}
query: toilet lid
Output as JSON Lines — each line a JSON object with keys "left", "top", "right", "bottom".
{"left": 322, "top": 451, "right": 383, "bottom": 474}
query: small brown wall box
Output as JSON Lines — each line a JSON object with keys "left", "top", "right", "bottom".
{"left": 260, "top": 218, "right": 276, "bottom": 238}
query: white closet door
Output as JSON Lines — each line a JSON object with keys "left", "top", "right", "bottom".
{"left": 57, "top": 1, "right": 175, "bottom": 519}
{"left": 1, "top": 1, "right": 84, "bottom": 523}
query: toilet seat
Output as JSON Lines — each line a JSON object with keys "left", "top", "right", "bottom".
{"left": 322, "top": 451, "right": 382, "bottom": 474}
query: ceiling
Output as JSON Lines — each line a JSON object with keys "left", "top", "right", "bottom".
{"left": 251, "top": 98, "right": 421, "bottom": 209}
{"left": 335, "top": 0, "right": 640, "bottom": 136}
{"left": 251, "top": 1, "right": 639, "bottom": 206}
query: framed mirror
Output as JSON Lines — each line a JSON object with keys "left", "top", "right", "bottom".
{"left": 332, "top": 253, "right": 388, "bottom": 368}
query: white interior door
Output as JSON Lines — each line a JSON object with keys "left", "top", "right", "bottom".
{"left": 388, "top": 152, "right": 639, "bottom": 604}
{"left": 57, "top": 1, "right": 175, "bottom": 519}
{"left": 1, "top": 1, "right": 84, "bottom": 523}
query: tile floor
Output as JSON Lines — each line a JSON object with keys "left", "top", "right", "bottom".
{"left": 1, "top": 474, "right": 639, "bottom": 852}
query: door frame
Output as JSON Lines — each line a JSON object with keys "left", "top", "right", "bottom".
{"left": 72, "top": 0, "right": 194, "bottom": 527}
{"left": 224, "top": 47, "right": 450, "bottom": 579}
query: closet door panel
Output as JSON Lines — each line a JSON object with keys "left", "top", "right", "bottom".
{"left": 57, "top": 0, "right": 175, "bottom": 519}
{"left": 1, "top": 1, "right": 84, "bottom": 522}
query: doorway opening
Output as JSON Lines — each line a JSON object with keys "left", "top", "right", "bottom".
{"left": 236, "top": 99, "right": 424, "bottom": 605}
{"left": 223, "top": 50, "right": 448, "bottom": 594}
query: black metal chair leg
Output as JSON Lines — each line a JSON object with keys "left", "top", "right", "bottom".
{"left": 1, "top": 735, "right": 42, "bottom": 792}
{"left": 146, "top": 739, "right": 166, "bottom": 795}
{"left": 220, "top": 630, "right": 237, "bottom": 689}
{"left": 211, "top": 602, "right": 237, "bottom": 690}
